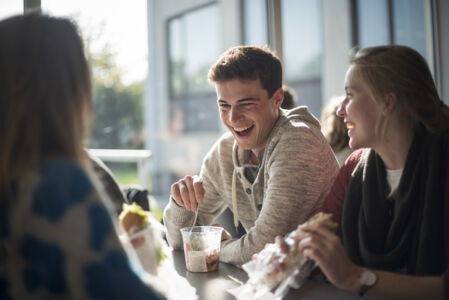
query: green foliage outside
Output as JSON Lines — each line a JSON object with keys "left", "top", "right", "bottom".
{"left": 152, "top": 207, "right": 164, "bottom": 222}
{"left": 106, "top": 162, "right": 163, "bottom": 222}
{"left": 79, "top": 20, "right": 145, "bottom": 150}
{"left": 109, "top": 164, "right": 140, "bottom": 186}
{"left": 89, "top": 82, "right": 144, "bottom": 149}
{"left": 74, "top": 18, "right": 165, "bottom": 220}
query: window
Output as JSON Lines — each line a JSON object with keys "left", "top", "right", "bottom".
{"left": 168, "top": 4, "right": 221, "bottom": 132}
{"left": 41, "top": 0, "right": 150, "bottom": 188}
{"left": 358, "top": 0, "right": 389, "bottom": 47}
{"left": 243, "top": 0, "right": 268, "bottom": 46}
{"left": 393, "top": 0, "right": 429, "bottom": 60}
{"left": 281, "top": 0, "right": 323, "bottom": 118}
{"left": 356, "top": 0, "right": 433, "bottom": 65}
{"left": 0, "top": 1, "right": 22, "bottom": 20}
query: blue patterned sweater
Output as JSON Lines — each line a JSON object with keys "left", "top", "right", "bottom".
{"left": 0, "top": 159, "right": 163, "bottom": 299}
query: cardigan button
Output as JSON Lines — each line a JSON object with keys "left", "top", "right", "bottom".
{"left": 246, "top": 188, "right": 252, "bottom": 194}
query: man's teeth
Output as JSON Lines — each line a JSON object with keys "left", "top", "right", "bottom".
{"left": 234, "top": 125, "right": 252, "bottom": 132}
{"left": 347, "top": 123, "right": 355, "bottom": 129}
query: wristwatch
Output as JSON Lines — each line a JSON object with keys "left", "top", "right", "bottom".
{"left": 358, "top": 269, "right": 377, "bottom": 297}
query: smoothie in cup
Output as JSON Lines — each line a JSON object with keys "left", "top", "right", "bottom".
{"left": 180, "top": 226, "right": 223, "bottom": 272}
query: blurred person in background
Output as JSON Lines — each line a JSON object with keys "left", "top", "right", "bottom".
{"left": 281, "top": 85, "right": 297, "bottom": 109}
{"left": 321, "top": 95, "right": 352, "bottom": 166}
{"left": 0, "top": 14, "right": 163, "bottom": 299}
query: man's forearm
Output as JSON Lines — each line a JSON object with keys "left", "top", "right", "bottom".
{"left": 163, "top": 198, "right": 196, "bottom": 249}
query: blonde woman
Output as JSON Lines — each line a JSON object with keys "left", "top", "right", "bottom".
{"left": 321, "top": 95, "right": 352, "bottom": 166}
{"left": 0, "top": 15, "right": 163, "bottom": 299}
{"left": 292, "top": 45, "right": 449, "bottom": 299}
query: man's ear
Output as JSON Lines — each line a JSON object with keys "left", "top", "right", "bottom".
{"left": 272, "top": 87, "right": 284, "bottom": 109}
{"left": 383, "top": 92, "right": 397, "bottom": 115}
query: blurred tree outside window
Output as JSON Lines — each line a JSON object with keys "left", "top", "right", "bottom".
{"left": 42, "top": 0, "right": 148, "bottom": 187}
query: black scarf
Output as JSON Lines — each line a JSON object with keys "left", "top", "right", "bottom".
{"left": 342, "top": 126, "right": 448, "bottom": 275}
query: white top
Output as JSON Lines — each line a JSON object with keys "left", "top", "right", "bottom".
{"left": 386, "top": 168, "right": 403, "bottom": 197}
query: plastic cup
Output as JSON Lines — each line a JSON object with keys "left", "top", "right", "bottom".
{"left": 180, "top": 226, "right": 223, "bottom": 272}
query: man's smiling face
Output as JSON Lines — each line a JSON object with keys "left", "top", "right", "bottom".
{"left": 216, "top": 78, "right": 283, "bottom": 155}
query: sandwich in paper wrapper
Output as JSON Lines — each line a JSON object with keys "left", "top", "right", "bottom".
{"left": 232, "top": 212, "right": 338, "bottom": 300}
{"left": 119, "top": 202, "right": 166, "bottom": 275}
{"left": 119, "top": 203, "right": 198, "bottom": 299}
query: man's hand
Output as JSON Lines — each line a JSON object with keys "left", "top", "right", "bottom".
{"left": 170, "top": 175, "right": 205, "bottom": 212}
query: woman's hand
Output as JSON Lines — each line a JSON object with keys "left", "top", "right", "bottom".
{"left": 275, "top": 235, "right": 289, "bottom": 253}
{"left": 294, "top": 224, "right": 362, "bottom": 291}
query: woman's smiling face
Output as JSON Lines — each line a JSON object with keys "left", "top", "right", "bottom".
{"left": 216, "top": 78, "right": 283, "bottom": 155}
{"left": 337, "top": 65, "right": 383, "bottom": 150}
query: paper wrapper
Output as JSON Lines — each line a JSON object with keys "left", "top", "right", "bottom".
{"left": 119, "top": 209, "right": 198, "bottom": 299}
{"left": 235, "top": 213, "right": 338, "bottom": 300}
{"left": 121, "top": 227, "right": 159, "bottom": 275}
{"left": 119, "top": 212, "right": 167, "bottom": 275}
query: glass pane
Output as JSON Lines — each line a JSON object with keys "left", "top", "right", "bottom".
{"left": 282, "top": 0, "right": 322, "bottom": 81}
{"left": 169, "top": 5, "right": 220, "bottom": 96}
{"left": 358, "top": 0, "right": 390, "bottom": 47}
{"left": 168, "top": 4, "right": 221, "bottom": 132}
{"left": 184, "top": 5, "right": 221, "bottom": 95}
{"left": 0, "top": 0, "right": 22, "bottom": 20}
{"left": 41, "top": 0, "right": 149, "bottom": 190}
{"left": 281, "top": 0, "right": 323, "bottom": 118}
{"left": 243, "top": 0, "right": 268, "bottom": 46}
{"left": 169, "top": 18, "right": 185, "bottom": 97}
{"left": 393, "top": 0, "right": 428, "bottom": 59}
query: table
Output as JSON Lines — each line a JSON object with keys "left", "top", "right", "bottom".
{"left": 171, "top": 250, "right": 379, "bottom": 300}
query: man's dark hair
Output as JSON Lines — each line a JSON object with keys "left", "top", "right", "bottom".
{"left": 208, "top": 46, "right": 282, "bottom": 97}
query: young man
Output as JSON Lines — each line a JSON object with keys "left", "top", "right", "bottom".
{"left": 163, "top": 46, "right": 339, "bottom": 266}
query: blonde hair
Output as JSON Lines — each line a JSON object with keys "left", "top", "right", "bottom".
{"left": 350, "top": 45, "right": 449, "bottom": 135}
{"left": 321, "top": 96, "right": 349, "bottom": 152}
{"left": 0, "top": 14, "right": 93, "bottom": 194}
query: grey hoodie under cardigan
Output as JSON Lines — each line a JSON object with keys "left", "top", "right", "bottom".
{"left": 163, "top": 107, "right": 339, "bottom": 266}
